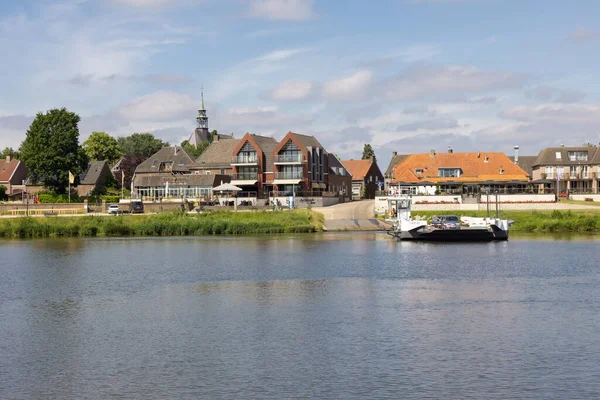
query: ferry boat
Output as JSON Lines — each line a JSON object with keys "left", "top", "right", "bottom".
{"left": 383, "top": 190, "right": 513, "bottom": 242}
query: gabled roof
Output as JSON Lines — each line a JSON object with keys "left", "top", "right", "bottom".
{"left": 80, "top": 161, "right": 109, "bottom": 185}
{"left": 327, "top": 154, "right": 350, "bottom": 176}
{"left": 385, "top": 154, "right": 410, "bottom": 178}
{"left": 532, "top": 147, "right": 600, "bottom": 166}
{"left": 0, "top": 158, "right": 21, "bottom": 182}
{"left": 392, "top": 152, "right": 529, "bottom": 184}
{"left": 341, "top": 159, "right": 373, "bottom": 180}
{"left": 135, "top": 146, "right": 195, "bottom": 174}
{"left": 292, "top": 132, "right": 324, "bottom": 149}
{"left": 195, "top": 138, "right": 240, "bottom": 169}
{"left": 250, "top": 134, "right": 278, "bottom": 172}
{"left": 508, "top": 155, "right": 536, "bottom": 177}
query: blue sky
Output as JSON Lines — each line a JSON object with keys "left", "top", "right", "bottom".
{"left": 1, "top": 0, "right": 600, "bottom": 169}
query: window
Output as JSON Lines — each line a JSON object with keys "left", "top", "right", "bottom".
{"left": 152, "top": 159, "right": 158, "bottom": 167}
{"left": 438, "top": 168, "right": 462, "bottom": 178}
{"left": 582, "top": 165, "right": 589, "bottom": 178}
{"left": 179, "top": 159, "right": 185, "bottom": 166}
{"left": 568, "top": 151, "right": 588, "bottom": 161}
{"left": 555, "top": 152, "right": 562, "bottom": 159}
{"left": 415, "top": 169, "right": 423, "bottom": 175}
{"left": 205, "top": 171, "right": 211, "bottom": 175}
{"left": 570, "top": 165, "right": 578, "bottom": 178}
{"left": 544, "top": 166, "right": 554, "bottom": 178}
{"left": 220, "top": 169, "right": 226, "bottom": 175}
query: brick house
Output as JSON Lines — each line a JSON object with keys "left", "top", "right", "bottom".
{"left": 0, "top": 156, "right": 28, "bottom": 195}
{"left": 341, "top": 157, "right": 384, "bottom": 200}
{"left": 230, "top": 133, "right": 278, "bottom": 198}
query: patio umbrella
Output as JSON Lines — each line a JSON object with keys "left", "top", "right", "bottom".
{"left": 213, "top": 182, "right": 242, "bottom": 207}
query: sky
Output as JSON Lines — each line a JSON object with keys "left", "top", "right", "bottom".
{"left": 1, "top": 0, "right": 600, "bottom": 170}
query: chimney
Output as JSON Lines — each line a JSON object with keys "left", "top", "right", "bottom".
{"left": 430, "top": 149, "right": 436, "bottom": 157}
{"left": 477, "top": 152, "right": 481, "bottom": 158}
{"left": 560, "top": 143, "right": 564, "bottom": 148}
{"left": 484, "top": 153, "right": 489, "bottom": 163}
{"left": 392, "top": 151, "right": 398, "bottom": 157}
{"left": 513, "top": 145, "right": 519, "bottom": 165}
{"left": 6, "top": 155, "right": 11, "bottom": 162}
{"left": 447, "top": 145, "right": 453, "bottom": 154}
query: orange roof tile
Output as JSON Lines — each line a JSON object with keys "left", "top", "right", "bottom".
{"left": 341, "top": 159, "right": 372, "bottom": 180}
{"left": 392, "top": 152, "right": 529, "bottom": 184}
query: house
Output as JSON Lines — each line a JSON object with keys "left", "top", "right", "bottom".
{"left": 133, "top": 173, "right": 230, "bottom": 200}
{"left": 191, "top": 134, "right": 239, "bottom": 176}
{"left": 384, "top": 151, "right": 409, "bottom": 191}
{"left": 230, "top": 133, "right": 278, "bottom": 198}
{"left": 327, "top": 154, "right": 352, "bottom": 200}
{"left": 390, "top": 149, "right": 529, "bottom": 195}
{"left": 341, "top": 157, "right": 384, "bottom": 200}
{"left": 132, "top": 146, "right": 197, "bottom": 199}
{"left": 0, "top": 155, "right": 28, "bottom": 195}
{"left": 111, "top": 154, "right": 146, "bottom": 190}
{"left": 530, "top": 146, "right": 600, "bottom": 194}
{"left": 77, "top": 161, "right": 113, "bottom": 195}
{"left": 272, "top": 131, "right": 327, "bottom": 196}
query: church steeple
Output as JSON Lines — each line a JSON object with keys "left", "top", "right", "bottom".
{"left": 189, "top": 86, "right": 210, "bottom": 148}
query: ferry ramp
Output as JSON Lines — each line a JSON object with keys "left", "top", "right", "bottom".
{"left": 313, "top": 200, "right": 392, "bottom": 231}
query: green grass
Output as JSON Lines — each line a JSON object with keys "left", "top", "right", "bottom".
{"left": 0, "top": 210, "right": 321, "bottom": 238}
{"left": 559, "top": 199, "right": 600, "bottom": 207}
{"left": 411, "top": 209, "right": 600, "bottom": 233}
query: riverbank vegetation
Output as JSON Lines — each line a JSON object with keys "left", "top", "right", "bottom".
{"left": 0, "top": 210, "right": 321, "bottom": 238}
{"left": 412, "top": 209, "right": 600, "bottom": 232}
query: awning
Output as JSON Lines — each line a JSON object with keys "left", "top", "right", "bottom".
{"left": 274, "top": 179, "right": 303, "bottom": 185}
{"left": 311, "top": 182, "right": 327, "bottom": 189}
{"left": 231, "top": 180, "right": 258, "bottom": 186}
{"left": 319, "top": 183, "right": 326, "bottom": 189}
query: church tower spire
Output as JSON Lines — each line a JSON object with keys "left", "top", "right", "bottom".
{"left": 189, "top": 85, "right": 210, "bottom": 148}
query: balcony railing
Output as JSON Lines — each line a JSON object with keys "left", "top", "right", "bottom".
{"left": 231, "top": 173, "right": 259, "bottom": 181}
{"left": 231, "top": 155, "right": 258, "bottom": 164}
{"left": 275, "top": 172, "right": 304, "bottom": 180}
{"left": 274, "top": 154, "right": 304, "bottom": 163}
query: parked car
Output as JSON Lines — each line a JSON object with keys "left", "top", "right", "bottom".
{"left": 107, "top": 204, "right": 121, "bottom": 215}
{"left": 129, "top": 201, "right": 144, "bottom": 214}
{"left": 430, "top": 215, "right": 443, "bottom": 228}
{"left": 440, "top": 215, "right": 460, "bottom": 230}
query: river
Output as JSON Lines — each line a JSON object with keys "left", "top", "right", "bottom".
{"left": 1, "top": 233, "right": 600, "bottom": 399}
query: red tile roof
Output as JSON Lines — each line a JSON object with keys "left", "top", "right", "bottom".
{"left": 392, "top": 152, "right": 529, "bottom": 184}
{"left": 0, "top": 159, "right": 20, "bottom": 182}
{"left": 341, "top": 159, "right": 372, "bottom": 180}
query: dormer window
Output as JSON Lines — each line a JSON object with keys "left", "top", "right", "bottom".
{"left": 152, "top": 159, "right": 158, "bottom": 167}
{"left": 484, "top": 154, "right": 489, "bottom": 163}
{"left": 568, "top": 151, "right": 588, "bottom": 161}
{"left": 499, "top": 166, "right": 504, "bottom": 174}
{"left": 179, "top": 159, "right": 185, "bottom": 166}
{"left": 438, "top": 168, "right": 462, "bottom": 177}
{"left": 415, "top": 168, "right": 423, "bottom": 175}
{"left": 556, "top": 152, "right": 562, "bottom": 159}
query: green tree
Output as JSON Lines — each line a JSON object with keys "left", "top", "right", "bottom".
{"left": 0, "top": 147, "right": 20, "bottom": 159}
{"left": 181, "top": 140, "right": 209, "bottom": 158}
{"left": 117, "top": 133, "right": 167, "bottom": 158}
{"left": 19, "top": 108, "right": 88, "bottom": 193}
{"left": 362, "top": 143, "right": 375, "bottom": 160}
{"left": 83, "top": 131, "right": 123, "bottom": 165}
{"left": 0, "top": 185, "right": 7, "bottom": 200}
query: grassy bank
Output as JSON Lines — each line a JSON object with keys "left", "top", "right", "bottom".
{"left": 0, "top": 210, "right": 322, "bottom": 238}
{"left": 411, "top": 209, "right": 600, "bottom": 233}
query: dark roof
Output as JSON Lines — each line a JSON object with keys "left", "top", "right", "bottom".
{"left": 251, "top": 134, "right": 278, "bottom": 172}
{"left": 134, "top": 173, "right": 228, "bottom": 187}
{"left": 292, "top": 132, "right": 325, "bottom": 149}
{"left": 135, "top": 146, "right": 195, "bottom": 173}
{"left": 216, "top": 133, "right": 235, "bottom": 140}
{"left": 385, "top": 154, "right": 409, "bottom": 178}
{"left": 194, "top": 138, "right": 240, "bottom": 169}
{"left": 80, "top": 161, "right": 109, "bottom": 185}
{"left": 508, "top": 155, "right": 536, "bottom": 176}
{"left": 327, "top": 154, "right": 350, "bottom": 176}
{"left": 532, "top": 147, "right": 600, "bottom": 166}
{"left": 0, "top": 158, "right": 21, "bottom": 182}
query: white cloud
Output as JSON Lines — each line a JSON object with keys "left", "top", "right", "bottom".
{"left": 381, "top": 64, "right": 527, "bottom": 101}
{"left": 269, "top": 80, "right": 313, "bottom": 100}
{"left": 525, "top": 85, "right": 586, "bottom": 103}
{"left": 500, "top": 104, "right": 600, "bottom": 124}
{"left": 249, "top": 0, "right": 315, "bottom": 20}
{"left": 322, "top": 70, "right": 373, "bottom": 100}
{"left": 119, "top": 91, "right": 197, "bottom": 121}
{"left": 256, "top": 48, "right": 309, "bottom": 62}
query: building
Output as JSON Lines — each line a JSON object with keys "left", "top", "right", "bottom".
{"left": 272, "top": 132, "right": 327, "bottom": 196}
{"left": 230, "top": 133, "right": 278, "bottom": 198}
{"left": 77, "top": 161, "right": 113, "bottom": 195}
{"left": 134, "top": 173, "right": 230, "bottom": 200}
{"left": 384, "top": 151, "right": 409, "bottom": 191}
{"left": 192, "top": 134, "right": 239, "bottom": 176}
{"left": 530, "top": 146, "right": 600, "bottom": 194}
{"left": 0, "top": 155, "right": 28, "bottom": 195}
{"left": 132, "top": 146, "right": 197, "bottom": 199}
{"left": 111, "top": 154, "right": 146, "bottom": 190}
{"left": 390, "top": 149, "right": 529, "bottom": 194}
{"left": 327, "top": 154, "right": 352, "bottom": 200}
{"left": 341, "top": 157, "right": 384, "bottom": 200}
{"left": 188, "top": 89, "right": 211, "bottom": 147}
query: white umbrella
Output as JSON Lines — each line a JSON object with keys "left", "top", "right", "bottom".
{"left": 213, "top": 182, "right": 242, "bottom": 192}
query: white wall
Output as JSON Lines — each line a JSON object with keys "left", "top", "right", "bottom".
{"left": 271, "top": 196, "right": 339, "bottom": 208}
{"left": 413, "top": 195, "right": 462, "bottom": 204}
{"left": 570, "top": 194, "right": 600, "bottom": 202}
{"left": 481, "top": 194, "right": 555, "bottom": 203}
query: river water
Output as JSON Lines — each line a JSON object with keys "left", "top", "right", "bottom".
{"left": 1, "top": 233, "right": 600, "bottom": 399}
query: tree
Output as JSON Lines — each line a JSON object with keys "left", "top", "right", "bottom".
{"left": 0, "top": 147, "right": 20, "bottom": 159}
{"left": 582, "top": 142, "right": 598, "bottom": 147}
{"left": 362, "top": 143, "right": 375, "bottom": 160}
{"left": 19, "top": 108, "right": 88, "bottom": 193}
{"left": 117, "top": 133, "right": 167, "bottom": 158}
{"left": 83, "top": 132, "right": 123, "bottom": 165}
{"left": 0, "top": 185, "right": 7, "bottom": 201}
{"left": 181, "top": 140, "right": 209, "bottom": 159}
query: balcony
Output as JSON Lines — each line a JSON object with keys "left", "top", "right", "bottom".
{"left": 231, "top": 172, "right": 259, "bottom": 185}
{"left": 231, "top": 155, "right": 258, "bottom": 165}
{"left": 275, "top": 172, "right": 304, "bottom": 180}
{"left": 274, "top": 154, "right": 304, "bottom": 164}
